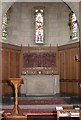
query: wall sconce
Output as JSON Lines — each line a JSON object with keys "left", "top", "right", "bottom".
{"left": 75, "top": 55, "right": 81, "bottom": 62}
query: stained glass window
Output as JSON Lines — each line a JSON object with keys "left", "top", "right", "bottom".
{"left": 2, "top": 14, "right": 8, "bottom": 40}
{"left": 69, "top": 12, "right": 78, "bottom": 40}
{"left": 35, "top": 9, "right": 44, "bottom": 44}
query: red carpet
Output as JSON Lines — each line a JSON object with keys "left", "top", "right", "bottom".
{"left": 3, "top": 99, "right": 67, "bottom": 116}
{"left": 18, "top": 99, "right": 67, "bottom": 105}
{"left": 3, "top": 109, "right": 56, "bottom": 115}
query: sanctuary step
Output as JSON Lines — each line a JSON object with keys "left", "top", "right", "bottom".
{"left": 2, "top": 93, "right": 81, "bottom": 105}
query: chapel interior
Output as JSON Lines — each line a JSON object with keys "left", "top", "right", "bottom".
{"left": 1, "top": 1, "right": 81, "bottom": 120}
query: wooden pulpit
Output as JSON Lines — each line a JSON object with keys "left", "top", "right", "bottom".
{"left": 5, "top": 78, "right": 27, "bottom": 120}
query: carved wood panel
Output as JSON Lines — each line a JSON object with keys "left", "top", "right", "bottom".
{"left": 22, "top": 46, "right": 58, "bottom": 75}
{"left": 23, "top": 53, "right": 56, "bottom": 68}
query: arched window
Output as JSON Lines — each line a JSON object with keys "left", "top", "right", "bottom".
{"left": 69, "top": 12, "right": 78, "bottom": 40}
{"left": 35, "top": 9, "right": 44, "bottom": 44}
{"left": 2, "top": 14, "right": 8, "bottom": 41}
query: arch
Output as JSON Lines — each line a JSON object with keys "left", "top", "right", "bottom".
{"left": 2, "top": 1, "right": 79, "bottom": 21}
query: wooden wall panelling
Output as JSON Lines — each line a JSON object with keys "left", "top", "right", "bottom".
{"left": 60, "top": 80, "right": 67, "bottom": 93}
{"left": 69, "top": 48, "right": 80, "bottom": 95}
{"left": 2, "top": 49, "right": 10, "bottom": 80}
{"left": 59, "top": 50, "right": 68, "bottom": 93}
{"left": 69, "top": 48, "right": 76, "bottom": 79}
{"left": 2, "top": 82, "right": 13, "bottom": 95}
{"left": 10, "top": 50, "right": 21, "bottom": 78}
{"left": 63, "top": 50, "right": 67, "bottom": 79}
{"left": 74, "top": 47, "right": 80, "bottom": 95}
{"left": 66, "top": 81, "right": 73, "bottom": 94}
{"left": 65, "top": 50, "right": 70, "bottom": 79}
{"left": 2, "top": 43, "right": 21, "bottom": 95}
{"left": 75, "top": 47, "right": 80, "bottom": 79}
{"left": 58, "top": 42, "right": 80, "bottom": 95}
{"left": 59, "top": 51, "right": 65, "bottom": 79}
{"left": 2, "top": 81, "right": 7, "bottom": 96}
{"left": 13, "top": 51, "right": 21, "bottom": 77}
{"left": 10, "top": 50, "right": 15, "bottom": 78}
{"left": 65, "top": 49, "right": 75, "bottom": 94}
{"left": 15, "top": 52, "right": 20, "bottom": 77}
{"left": 72, "top": 81, "right": 79, "bottom": 95}
{"left": 2, "top": 49, "right": 12, "bottom": 95}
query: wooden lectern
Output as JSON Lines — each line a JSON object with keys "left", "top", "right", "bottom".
{"left": 5, "top": 78, "right": 27, "bottom": 120}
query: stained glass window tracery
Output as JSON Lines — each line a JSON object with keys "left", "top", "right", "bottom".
{"left": 69, "top": 12, "right": 78, "bottom": 40}
{"left": 35, "top": 9, "right": 44, "bottom": 44}
{"left": 2, "top": 14, "right": 8, "bottom": 40}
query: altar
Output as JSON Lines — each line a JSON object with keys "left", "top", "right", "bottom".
{"left": 21, "top": 46, "right": 59, "bottom": 96}
{"left": 21, "top": 75, "right": 59, "bottom": 96}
